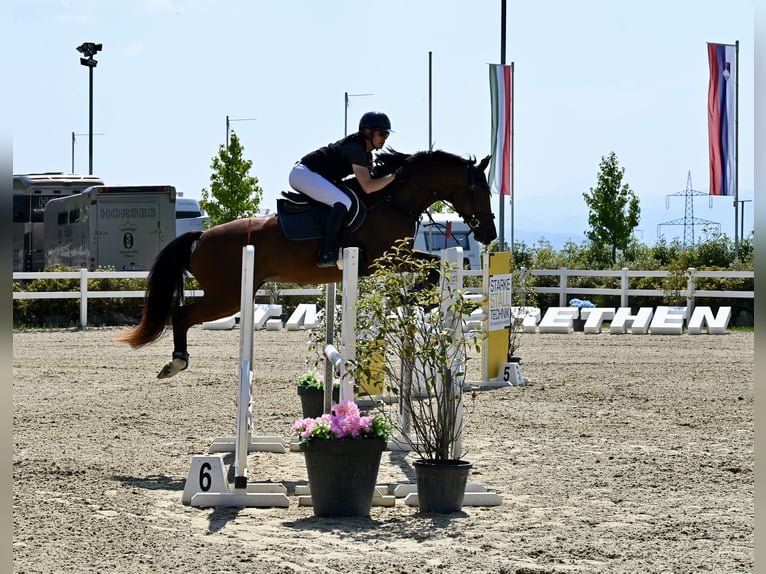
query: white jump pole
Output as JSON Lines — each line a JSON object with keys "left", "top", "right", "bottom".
{"left": 321, "top": 247, "right": 359, "bottom": 406}
{"left": 233, "top": 244, "right": 257, "bottom": 487}
{"left": 182, "top": 245, "right": 289, "bottom": 508}
{"left": 440, "top": 247, "right": 465, "bottom": 460}
{"left": 208, "top": 246, "right": 286, "bottom": 455}
{"left": 339, "top": 247, "right": 359, "bottom": 403}
{"left": 323, "top": 281, "right": 336, "bottom": 414}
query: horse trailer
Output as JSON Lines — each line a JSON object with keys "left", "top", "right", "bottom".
{"left": 43, "top": 184, "right": 177, "bottom": 271}
{"left": 413, "top": 212, "right": 484, "bottom": 270}
{"left": 13, "top": 172, "right": 105, "bottom": 271}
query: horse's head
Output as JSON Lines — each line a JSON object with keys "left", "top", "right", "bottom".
{"left": 457, "top": 155, "right": 497, "bottom": 245}
{"left": 386, "top": 150, "right": 496, "bottom": 246}
{"left": 373, "top": 149, "right": 497, "bottom": 246}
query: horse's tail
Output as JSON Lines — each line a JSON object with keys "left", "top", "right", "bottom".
{"left": 117, "top": 231, "right": 203, "bottom": 348}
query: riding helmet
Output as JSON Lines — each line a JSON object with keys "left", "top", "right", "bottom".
{"left": 359, "top": 111, "right": 392, "bottom": 133}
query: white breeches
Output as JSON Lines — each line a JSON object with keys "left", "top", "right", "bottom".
{"left": 288, "top": 163, "right": 352, "bottom": 210}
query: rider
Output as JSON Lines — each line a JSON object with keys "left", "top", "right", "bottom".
{"left": 289, "top": 111, "right": 398, "bottom": 268}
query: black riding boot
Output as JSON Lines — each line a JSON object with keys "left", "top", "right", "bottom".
{"left": 317, "top": 202, "right": 348, "bottom": 268}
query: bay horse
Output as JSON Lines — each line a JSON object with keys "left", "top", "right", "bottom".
{"left": 117, "top": 149, "right": 497, "bottom": 378}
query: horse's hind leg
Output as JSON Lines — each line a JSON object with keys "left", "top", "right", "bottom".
{"left": 156, "top": 295, "right": 240, "bottom": 379}
{"left": 156, "top": 306, "right": 193, "bottom": 379}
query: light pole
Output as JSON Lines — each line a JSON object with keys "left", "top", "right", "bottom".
{"left": 344, "top": 91, "right": 373, "bottom": 136}
{"left": 226, "top": 115, "right": 257, "bottom": 150}
{"left": 71, "top": 131, "right": 103, "bottom": 173}
{"left": 76, "top": 42, "right": 102, "bottom": 175}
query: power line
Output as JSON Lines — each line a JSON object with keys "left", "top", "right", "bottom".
{"left": 657, "top": 171, "right": 720, "bottom": 246}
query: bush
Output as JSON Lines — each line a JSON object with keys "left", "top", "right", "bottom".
{"left": 13, "top": 266, "right": 147, "bottom": 328}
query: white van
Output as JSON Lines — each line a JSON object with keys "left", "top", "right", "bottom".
{"left": 413, "top": 212, "right": 484, "bottom": 270}
{"left": 175, "top": 197, "right": 211, "bottom": 236}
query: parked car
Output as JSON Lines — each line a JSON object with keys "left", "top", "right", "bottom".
{"left": 175, "top": 197, "right": 212, "bottom": 236}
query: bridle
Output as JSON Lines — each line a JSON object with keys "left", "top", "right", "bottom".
{"left": 410, "top": 163, "right": 496, "bottom": 245}
{"left": 463, "top": 164, "right": 495, "bottom": 233}
{"left": 369, "top": 156, "right": 496, "bottom": 238}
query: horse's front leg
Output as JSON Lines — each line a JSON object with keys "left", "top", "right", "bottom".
{"left": 409, "top": 250, "right": 443, "bottom": 290}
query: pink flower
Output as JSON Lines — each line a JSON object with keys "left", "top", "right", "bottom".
{"left": 332, "top": 400, "right": 360, "bottom": 418}
{"left": 292, "top": 399, "right": 391, "bottom": 443}
{"left": 290, "top": 417, "right": 313, "bottom": 434}
{"left": 358, "top": 416, "right": 373, "bottom": 433}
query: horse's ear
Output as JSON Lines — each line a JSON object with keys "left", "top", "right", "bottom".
{"left": 478, "top": 155, "right": 491, "bottom": 172}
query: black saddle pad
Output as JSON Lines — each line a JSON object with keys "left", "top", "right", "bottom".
{"left": 277, "top": 186, "right": 365, "bottom": 241}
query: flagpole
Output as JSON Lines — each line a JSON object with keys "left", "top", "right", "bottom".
{"left": 498, "top": 0, "right": 507, "bottom": 251}
{"left": 734, "top": 40, "right": 740, "bottom": 259}
{"left": 510, "top": 61, "right": 515, "bottom": 257}
{"left": 428, "top": 51, "right": 433, "bottom": 151}
{"left": 427, "top": 51, "right": 434, "bottom": 251}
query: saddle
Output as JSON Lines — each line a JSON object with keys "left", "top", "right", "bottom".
{"left": 277, "top": 184, "right": 366, "bottom": 241}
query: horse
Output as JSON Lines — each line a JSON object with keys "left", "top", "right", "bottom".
{"left": 117, "top": 149, "right": 497, "bottom": 378}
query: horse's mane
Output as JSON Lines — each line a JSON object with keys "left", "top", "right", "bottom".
{"left": 374, "top": 147, "right": 475, "bottom": 176}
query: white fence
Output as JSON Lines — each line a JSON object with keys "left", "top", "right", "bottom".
{"left": 13, "top": 267, "right": 753, "bottom": 328}
{"left": 525, "top": 267, "right": 754, "bottom": 307}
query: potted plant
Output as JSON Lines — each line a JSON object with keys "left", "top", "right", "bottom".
{"left": 569, "top": 298, "right": 595, "bottom": 331}
{"left": 353, "top": 240, "right": 481, "bottom": 513}
{"left": 296, "top": 370, "right": 339, "bottom": 419}
{"left": 291, "top": 400, "right": 393, "bottom": 517}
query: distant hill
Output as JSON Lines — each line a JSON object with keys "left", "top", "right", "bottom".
{"left": 509, "top": 229, "right": 587, "bottom": 250}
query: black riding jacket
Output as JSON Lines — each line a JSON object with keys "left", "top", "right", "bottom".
{"left": 299, "top": 133, "right": 372, "bottom": 183}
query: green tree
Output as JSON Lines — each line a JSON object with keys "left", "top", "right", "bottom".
{"left": 200, "top": 131, "right": 263, "bottom": 225}
{"left": 583, "top": 151, "right": 641, "bottom": 264}
{"left": 429, "top": 201, "right": 450, "bottom": 214}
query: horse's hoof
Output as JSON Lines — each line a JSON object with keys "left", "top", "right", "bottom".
{"left": 157, "top": 356, "right": 188, "bottom": 379}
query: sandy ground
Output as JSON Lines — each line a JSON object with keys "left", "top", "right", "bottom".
{"left": 13, "top": 326, "right": 753, "bottom": 574}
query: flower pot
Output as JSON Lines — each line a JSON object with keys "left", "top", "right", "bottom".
{"left": 300, "top": 438, "right": 386, "bottom": 517}
{"left": 572, "top": 309, "right": 585, "bottom": 331}
{"left": 297, "top": 385, "right": 340, "bottom": 419}
{"left": 413, "top": 459, "right": 472, "bottom": 513}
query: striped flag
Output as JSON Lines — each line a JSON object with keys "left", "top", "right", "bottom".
{"left": 489, "top": 64, "right": 513, "bottom": 196}
{"left": 707, "top": 42, "right": 737, "bottom": 196}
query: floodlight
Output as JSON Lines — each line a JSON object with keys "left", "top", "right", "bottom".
{"left": 76, "top": 42, "right": 103, "bottom": 58}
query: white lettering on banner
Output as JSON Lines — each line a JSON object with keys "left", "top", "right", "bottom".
{"left": 649, "top": 306, "right": 687, "bottom": 335}
{"left": 582, "top": 308, "right": 615, "bottom": 334}
{"left": 609, "top": 307, "right": 653, "bottom": 334}
{"left": 538, "top": 307, "right": 578, "bottom": 333}
{"left": 215, "top": 305, "right": 731, "bottom": 335}
{"left": 535, "top": 306, "right": 730, "bottom": 334}
{"left": 687, "top": 306, "right": 731, "bottom": 334}
{"left": 488, "top": 273, "right": 513, "bottom": 332}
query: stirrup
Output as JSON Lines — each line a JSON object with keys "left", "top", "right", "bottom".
{"left": 317, "top": 251, "right": 338, "bottom": 268}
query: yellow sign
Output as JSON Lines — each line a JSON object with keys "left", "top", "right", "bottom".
{"left": 356, "top": 338, "right": 385, "bottom": 396}
{"left": 483, "top": 251, "right": 511, "bottom": 382}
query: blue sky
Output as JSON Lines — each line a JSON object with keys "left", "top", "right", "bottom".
{"left": 11, "top": 0, "right": 754, "bottom": 248}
